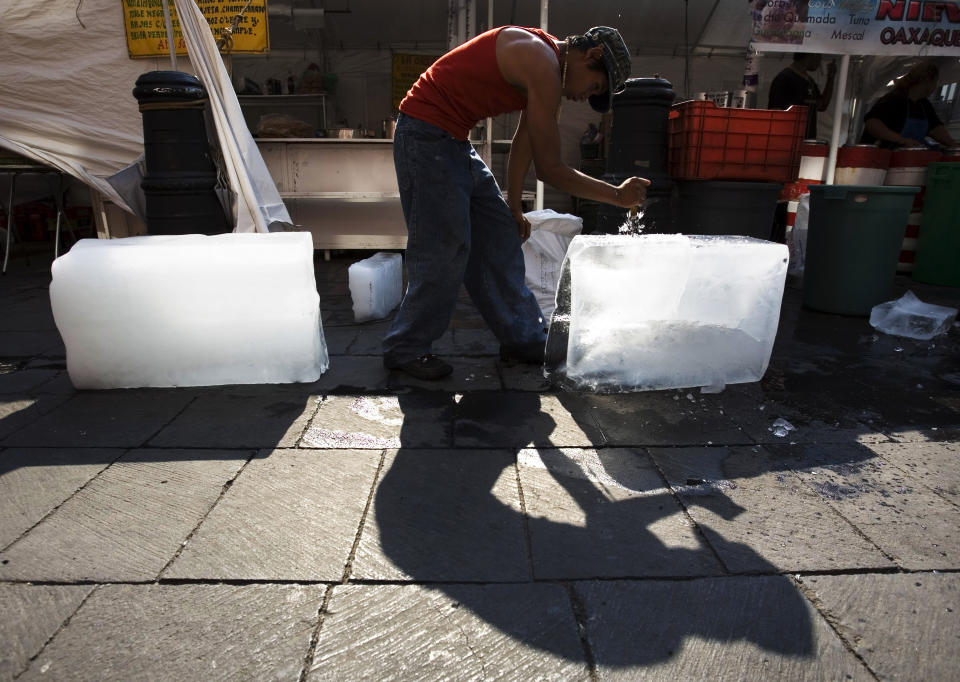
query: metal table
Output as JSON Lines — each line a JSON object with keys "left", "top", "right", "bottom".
{"left": 1, "top": 157, "right": 70, "bottom": 274}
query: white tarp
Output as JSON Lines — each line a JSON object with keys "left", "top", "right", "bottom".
{"left": 0, "top": 0, "right": 160, "bottom": 209}
{"left": 751, "top": 0, "right": 960, "bottom": 56}
{"left": 173, "top": 0, "right": 290, "bottom": 232}
{"left": 0, "top": 0, "right": 289, "bottom": 232}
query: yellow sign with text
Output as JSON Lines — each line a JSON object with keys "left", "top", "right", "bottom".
{"left": 122, "top": 0, "right": 269, "bottom": 58}
{"left": 391, "top": 53, "right": 439, "bottom": 109}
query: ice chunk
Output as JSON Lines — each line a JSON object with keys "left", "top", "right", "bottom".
{"left": 50, "top": 233, "right": 328, "bottom": 389}
{"left": 869, "top": 291, "right": 957, "bottom": 341}
{"left": 348, "top": 252, "right": 403, "bottom": 322}
{"left": 769, "top": 418, "right": 796, "bottom": 437}
{"left": 545, "top": 234, "right": 789, "bottom": 392}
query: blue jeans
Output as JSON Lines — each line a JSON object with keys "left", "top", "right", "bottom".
{"left": 383, "top": 114, "right": 546, "bottom": 365}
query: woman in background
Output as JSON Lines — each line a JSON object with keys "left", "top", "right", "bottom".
{"left": 860, "top": 60, "right": 957, "bottom": 149}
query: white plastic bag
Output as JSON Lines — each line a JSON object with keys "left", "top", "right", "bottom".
{"left": 521, "top": 210, "right": 583, "bottom": 321}
{"left": 786, "top": 193, "right": 810, "bottom": 275}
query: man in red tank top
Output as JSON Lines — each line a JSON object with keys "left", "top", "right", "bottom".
{"left": 384, "top": 26, "right": 647, "bottom": 380}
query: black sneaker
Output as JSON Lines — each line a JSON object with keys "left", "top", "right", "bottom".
{"left": 499, "top": 342, "right": 545, "bottom": 365}
{"left": 386, "top": 354, "right": 453, "bottom": 380}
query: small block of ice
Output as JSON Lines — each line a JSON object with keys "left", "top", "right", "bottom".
{"left": 870, "top": 291, "right": 957, "bottom": 341}
{"left": 349, "top": 252, "right": 403, "bottom": 322}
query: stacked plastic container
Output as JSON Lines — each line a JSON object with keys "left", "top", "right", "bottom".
{"left": 667, "top": 100, "right": 807, "bottom": 240}
{"left": 882, "top": 148, "right": 942, "bottom": 273}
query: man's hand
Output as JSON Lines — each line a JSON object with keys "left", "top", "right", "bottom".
{"left": 511, "top": 206, "right": 532, "bottom": 242}
{"left": 613, "top": 177, "right": 651, "bottom": 208}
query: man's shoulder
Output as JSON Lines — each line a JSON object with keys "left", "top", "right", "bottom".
{"left": 498, "top": 27, "right": 556, "bottom": 53}
{"left": 771, "top": 67, "right": 801, "bottom": 87}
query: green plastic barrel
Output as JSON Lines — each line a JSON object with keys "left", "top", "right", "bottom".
{"left": 804, "top": 184, "right": 918, "bottom": 315}
{"left": 913, "top": 162, "right": 960, "bottom": 286}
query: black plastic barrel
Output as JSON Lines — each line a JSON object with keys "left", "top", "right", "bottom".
{"left": 133, "top": 71, "right": 230, "bottom": 235}
{"left": 675, "top": 181, "right": 781, "bottom": 239}
{"left": 595, "top": 78, "right": 676, "bottom": 234}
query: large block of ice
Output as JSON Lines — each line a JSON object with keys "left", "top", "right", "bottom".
{"left": 348, "top": 252, "right": 403, "bottom": 322}
{"left": 50, "top": 233, "right": 328, "bottom": 389}
{"left": 869, "top": 291, "right": 957, "bottom": 340}
{"left": 544, "top": 234, "right": 789, "bottom": 392}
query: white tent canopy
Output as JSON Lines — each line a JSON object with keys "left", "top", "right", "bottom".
{"left": 0, "top": 0, "right": 289, "bottom": 232}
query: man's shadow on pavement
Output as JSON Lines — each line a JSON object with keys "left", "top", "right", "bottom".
{"left": 375, "top": 391, "right": 816, "bottom": 668}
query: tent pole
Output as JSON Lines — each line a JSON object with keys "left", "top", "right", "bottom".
{"left": 162, "top": 0, "right": 178, "bottom": 71}
{"left": 824, "top": 53, "right": 851, "bottom": 185}
{"left": 536, "top": 0, "right": 548, "bottom": 210}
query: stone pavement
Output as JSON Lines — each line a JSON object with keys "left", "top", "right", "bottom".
{"left": 1, "top": 248, "right": 958, "bottom": 681}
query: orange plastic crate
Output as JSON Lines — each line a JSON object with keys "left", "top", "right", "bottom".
{"left": 668, "top": 101, "right": 808, "bottom": 182}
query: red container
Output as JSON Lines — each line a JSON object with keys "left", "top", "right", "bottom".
{"left": 668, "top": 100, "right": 808, "bottom": 182}
{"left": 941, "top": 146, "right": 960, "bottom": 161}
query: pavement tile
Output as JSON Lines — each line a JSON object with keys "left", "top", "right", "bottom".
{"left": 388, "top": 357, "right": 501, "bottom": 392}
{"left": 577, "top": 577, "right": 872, "bottom": 680}
{"left": 0, "top": 389, "right": 196, "bottom": 448}
{"left": 0, "top": 449, "right": 249, "bottom": 581}
{"left": 148, "top": 389, "right": 320, "bottom": 448}
{"left": 164, "top": 448, "right": 380, "bottom": 581}
{"left": 518, "top": 447, "right": 725, "bottom": 579}
{"left": 454, "top": 392, "right": 602, "bottom": 447}
{"left": 500, "top": 362, "right": 551, "bottom": 391}
{"left": 452, "top": 328, "right": 499, "bottom": 355}
{"left": 844, "top": 369, "right": 960, "bottom": 434}
{"left": 0, "top": 368, "right": 61, "bottom": 394}
{"left": 308, "top": 355, "right": 390, "bottom": 392}
{"left": 0, "top": 301, "right": 56, "bottom": 332}
{"left": 867, "top": 440, "right": 960, "bottom": 506}
{"left": 322, "top": 327, "right": 358, "bottom": 355}
{"left": 0, "top": 447, "right": 123, "bottom": 549}
{"left": 351, "top": 448, "right": 529, "bottom": 581}
{"left": 0, "top": 583, "right": 93, "bottom": 680}
{"left": 650, "top": 446, "right": 893, "bottom": 572}
{"left": 310, "top": 583, "right": 589, "bottom": 681}
{"left": 786, "top": 447, "right": 960, "bottom": 569}
{"left": 801, "top": 572, "right": 959, "bottom": 682}
{"left": 18, "top": 584, "right": 323, "bottom": 682}
{"left": 584, "top": 391, "right": 748, "bottom": 447}
{"left": 885, "top": 395, "right": 960, "bottom": 442}
{"left": 0, "top": 330, "right": 63, "bottom": 357}
{"left": 342, "top": 322, "right": 392, "bottom": 354}
{"left": 301, "top": 393, "right": 453, "bottom": 449}
{"left": 0, "top": 393, "right": 74, "bottom": 441}
{"left": 706, "top": 383, "right": 887, "bottom": 445}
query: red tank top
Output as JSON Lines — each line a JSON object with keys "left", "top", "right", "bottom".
{"left": 399, "top": 26, "right": 560, "bottom": 141}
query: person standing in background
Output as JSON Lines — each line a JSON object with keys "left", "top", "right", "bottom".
{"left": 860, "top": 60, "right": 957, "bottom": 149}
{"left": 768, "top": 53, "right": 837, "bottom": 140}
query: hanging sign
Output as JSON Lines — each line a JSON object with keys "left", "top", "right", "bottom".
{"left": 750, "top": 0, "right": 960, "bottom": 56}
{"left": 391, "top": 54, "right": 440, "bottom": 109}
{"left": 122, "top": 0, "right": 269, "bottom": 57}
